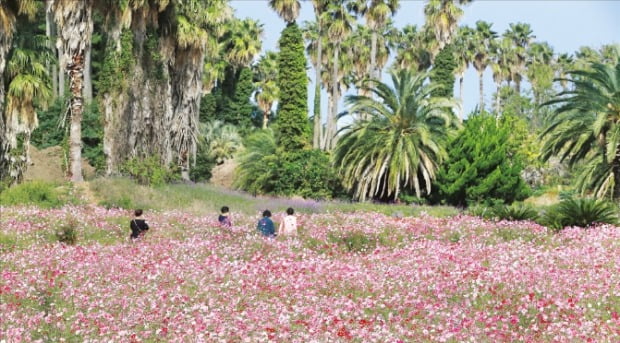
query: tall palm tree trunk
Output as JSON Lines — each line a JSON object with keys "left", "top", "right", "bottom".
{"left": 478, "top": 70, "right": 484, "bottom": 113}
{"left": 328, "top": 45, "right": 340, "bottom": 151}
{"left": 495, "top": 82, "right": 501, "bottom": 114}
{"left": 313, "top": 33, "right": 322, "bottom": 148}
{"left": 370, "top": 30, "right": 378, "bottom": 80}
{"left": 83, "top": 18, "right": 93, "bottom": 103}
{"left": 45, "top": 2, "right": 58, "bottom": 99}
{"left": 262, "top": 110, "right": 270, "bottom": 129}
{"left": 458, "top": 74, "right": 464, "bottom": 120}
{"left": 54, "top": 0, "right": 93, "bottom": 182}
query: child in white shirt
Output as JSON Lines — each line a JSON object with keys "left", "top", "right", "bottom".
{"left": 278, "top": 207, "right": 298, "bottom": 236}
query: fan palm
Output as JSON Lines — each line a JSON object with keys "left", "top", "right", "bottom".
{"left": 453, "top": 25, "right": 474, "bottom": 120}
{"left": 357, "top": 0, "right": 399, "bottom": 81}
{"left": 423, "top": 0, "right": 471, "bottom": 53}
{"left": 394, "top": 24, "right": 432, "bottom": 72}
{"left": 491, "top": 36, "right": 515, "bottom": 114}
{"left": 503, "top": 22, "right": 535, "bottom": 95}
{"left": 541, "top": 52, "right": 620, "bottom": 199}
{"left": 224, "top": 18, "right": 264, "bottom": 68}
{"left": 269, "top": 0, "right": 301, "bottom": 23}
{"left": 254, "top": 51, "right": 279, "bottom": 129}
{"left": 471, "top": 20, "right": 497, "bottom": 112}
{"left": 200, "top": 120, "right": 242, "bottom": 165}
{"left": 308, "top": 0, "right": 329, "bottom": 148}
{"left": 334, "top": 69, "right": 459, "bottom": 201}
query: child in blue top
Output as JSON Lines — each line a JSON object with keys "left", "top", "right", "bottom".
{"left": 257, "top": 210, "right": 275, "bottom": 237}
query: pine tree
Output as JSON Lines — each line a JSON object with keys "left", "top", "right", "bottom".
{"left": 276, "top": 22, "right": 310, "bottom": 151}
{"left": 430, "top": 44, "right": 457, "bottom": 98}
{"left": 433, "top": 113, "right": 530, "bottom": 206}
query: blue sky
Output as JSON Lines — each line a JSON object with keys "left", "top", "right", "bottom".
{"left": 230, "top": 0, "right": 620, "bottom": 118}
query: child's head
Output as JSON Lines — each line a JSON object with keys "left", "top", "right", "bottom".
{"left": 134, "top": 209, "right": 143, "bottom": 217}
{"left": 286, "top": 207, "right": 294, "bottom": 215}
{"left": 262, "top": 210, "right": 271, "bottom": 217}
{"left": 221, "top": 206, "right": 229, "bottom": 214}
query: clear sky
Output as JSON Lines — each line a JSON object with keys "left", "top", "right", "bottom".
{"left": 230, "top": 0, "right": 620, "bottom": 119}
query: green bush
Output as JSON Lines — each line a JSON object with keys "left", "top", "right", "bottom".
{"left": 121, "top": 156, "right": 179, "bottom": 186}
{"left": 55, "top": 218, "right": 78, "bottom": 245}
{"left": 0, "top": 181, "right": 63, "bottom": 208}
{"left": 539, "top": 198, "right": 619, "bottom": 231}
{"left": 491, "top": 203, "right": 539, "bottom": 221}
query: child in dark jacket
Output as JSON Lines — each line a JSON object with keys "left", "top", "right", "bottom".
{"left": 257, "top": 210, "right": 275, "bottom": 237}
{"left": 130, "top": 209, "right": 149, "bottom": 240}
{"left": 218, "top": 206, "right": 232, "bottom": 228}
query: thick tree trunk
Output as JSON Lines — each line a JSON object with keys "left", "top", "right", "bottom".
{"left": 478, "top": 70, "right": 484, "bottom": 113}
{"left": 0, "top": 20, "right": 14, "bottom": 182}
{"left": 67, "top": 53, "right": 85, "bottom": 182}
{"left": 313, "top": 30, "right": 322, "bottom": 149}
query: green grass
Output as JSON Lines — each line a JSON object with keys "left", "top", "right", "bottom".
{"left": 89, "top": 177, "right": 460, "bottom": 217}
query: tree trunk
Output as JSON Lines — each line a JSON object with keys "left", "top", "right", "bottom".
{"left": 330, "top": 87, "right": 341, "bottom": 150}
{"left": 313, "top": 28, "right": 322, "bottom": 149}
{"left": 495, "top": 82, "right": 501, "bottom": 114}
{"left": 370, "top": 30, "right": 378, "bottom": 81}
{"left": 478, "top": 70, "right": 484, "bottom": 113}
{"left": 262, "top": 110, "right": 270, "bottom": 129}
{"left": 68, "top": 53, "right": 85, "bottom": 182}
{"left": 58, "top": 44, "right": 65, "bottom": 97}
{"left": 327, "top": 45, "right": 340, "bottom": 151}
{"left": 458, "top": 74, "right": 464, "bottom": 121}
{"left": 83, "top": 19, "right": 93, "bottom": 103}
{"left": 45, "top": 3, "right": 58, "bottom": 99}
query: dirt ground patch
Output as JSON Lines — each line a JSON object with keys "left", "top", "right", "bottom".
{"left": 210, "top": 158, "right": 237, "bottom": 188}
{"left": 23, "top": 145, "right": 96, "bottom": 183}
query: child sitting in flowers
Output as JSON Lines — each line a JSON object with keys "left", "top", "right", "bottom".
{"left": 130, "top": 209, "right": 149, "bottom": 240}
{"left": 278, "top": 207, "right": 297, "bottom": 236}
{"left": 257, "top": 210, "right": 275, "bottom": 237}
{"left": 218, "top": 206, "right": 232, "bottom": 228}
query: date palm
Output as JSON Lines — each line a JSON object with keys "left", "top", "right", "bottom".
{"left": 542, "top": 51, "right": 620, "bottom": 199}
{"left": 334, "top": 69, "right": 459, "bottom": 201}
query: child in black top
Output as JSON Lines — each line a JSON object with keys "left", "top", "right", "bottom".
{"left": 218, "top": 206, "right": 232, "bottom": 228}
{"left": 130, "top": 209, "right": 149, "bottom": 240}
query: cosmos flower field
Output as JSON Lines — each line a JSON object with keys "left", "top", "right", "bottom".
{"left": 1, "top": 205, "right": 619, "bottom": 342}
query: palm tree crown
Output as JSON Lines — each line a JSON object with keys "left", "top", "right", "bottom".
{"left": 542, "top": 52, "right": 620, "bottom": 199}
{"left": 334, "top": 69, "right": 459, "bottom": 201}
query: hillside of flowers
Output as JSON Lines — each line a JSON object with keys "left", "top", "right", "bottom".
{"left": 1, "top": 205, "right": 620, "bottom": 342}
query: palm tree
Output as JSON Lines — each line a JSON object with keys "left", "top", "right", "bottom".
{"left": 503, "top": 22, "right": 535, "bottom": 95}
{"left": 541, "top": 52, "right": 620, "bottom": 199}
{"left": 309, "top": 0, "right": 329, "bottom": 148}
{"left": 224, "top": 18, "right": 264, "bottom": 68}
{"left": 453, "top": 25, "right": 474, "bottom": 120}
{"left": 4, "top": 24, "right": 53, "bottom": 167}
{"left": 254, "top": 51, "right": 279, "bottom": 129}
{"left": 358, "top": 0, "right": 399, "bottom": 81}
{"left": 526, "top": 41, "right": 554, "bottom": 105}
{"left": 471, "top": 20, "right": 497, "bottom": 112}
{"left": 0, "top": 0, "right": 37, "bottom": 181}
{"left": 323, "top": 0, "right": 357, "bottom": 150}
{"left": 51, "top": 0, "right": 94, "bottom": 182}
{"left": 555, "top": 53, "right": 574, "bottom": 92}
{"left": 269, "top": 0, "right": 301, "bottom": 23}
{"left": 200, "top": 120, "right": 243, "bottom": 165}
{"left": 423, "top": 0, "right": 471, "bottom": 54}
{"left": 491, "top": 36, "right": 515, "bottom": 114}
{"left": 394, "top": 24, "right": 432, "bottom": 72}
{"left": 334, "top": 69, "right": 459, "bottom": 201}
